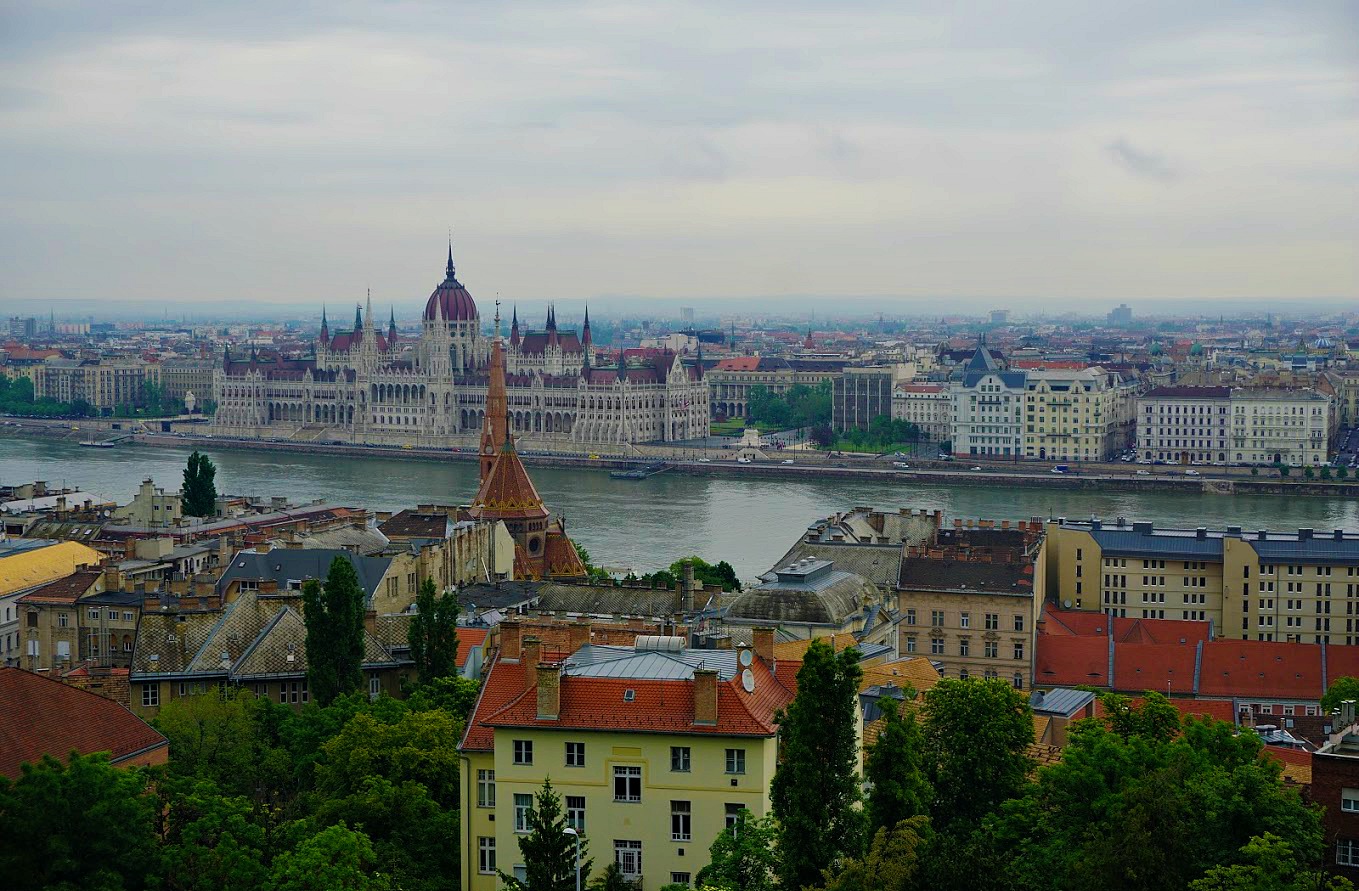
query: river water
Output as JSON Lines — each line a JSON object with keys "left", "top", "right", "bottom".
{"left": 4, "top": 436, "right": 1359, "bottom": 582}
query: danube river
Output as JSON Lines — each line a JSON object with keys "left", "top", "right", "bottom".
{"left": 5, "top": 436, "right": 1359, "bottom": 582}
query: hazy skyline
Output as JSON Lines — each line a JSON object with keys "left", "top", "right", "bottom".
{"left": 1, "top": 2, "right": 1356, "bottom": 309}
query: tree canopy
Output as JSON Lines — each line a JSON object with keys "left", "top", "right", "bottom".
{"left": 408, "top": 577, "right": 461, "bottom": 684}
{"left": 865, "top": 696, "right": 932, "bottom": 834}
{"left": 181, "top": 450, "right": 218, "bottom": 517}
{"left": 696, "top": 808, "right": 778, "bottom": 891}
{"left": 1322, "top": 676, "right": 1359, "bottom": 715}
{"left": 499, "top": 778, "right": 592, "bottom": 891}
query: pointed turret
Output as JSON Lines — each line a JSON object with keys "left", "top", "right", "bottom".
{"left": 446, "top": 239, "right": 456, "bottom": 281}
{"left": 582, "top": 305, "right": 592, "bottom": 347}
{"left": 509, "top": 305, "right": 520, "bottom": 347}
{"left": 354, "top": 303, "right": 363, "bottom": 332}
{"left": 320, "top": 306, "right": 329, "bottom": 341}
{"left": 479, "top": 303, "right": 508, "bottom": 483}
{"left": 617, "top": 348, "right": 628, "bottom": 380}
{"left": 388, "top": 306, "right": 397, "bottom": 346}
{"left": 694, "top": 343, "right": 704, "bottom": 380}
{"left": 364, "top": 290, "right": 375, "bottom": 333}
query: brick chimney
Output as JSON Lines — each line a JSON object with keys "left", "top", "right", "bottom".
{"left": 102, "top": 564, "right": 122, "bottom": 592}
{"left": 681, "top": 560, "right": 696, "bottom": 614}
{"left": 502, "top": 619, "right": 522, "bottom": 661}
{"left": 693, "top": 668, "right": 718, "bottom": 726}
{"left": 536, "top": 664, "right": 561, "bottom": 720}
{"left": 568, "top": 621, "right": 590, "bottom": 654}
{"left": 522, "top": 636, "right": 542, "bottom": 687}
{"left": 364, "top": 608, "right": 377, "bottom": 638}
{"left": 752, "top": 627, "right": 774, "bottom": 666}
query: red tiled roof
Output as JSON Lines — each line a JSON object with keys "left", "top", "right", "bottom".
{"left": 1113, "top": 642, "right": 1198, "bottom": 695}
{"left": 456, "top": 628, "right": 489, "bottom": 669}
{"left": 0, "top": 668, "right": 167, "bottom": 779}
{"left": 1035, "top": 634, "right": 1109, "bottom": 687}
{"left": 468, "top": 441, "right": 548, "bottom": 522}
{"left": 461, "top": 651, "right": 794, "bottom": 751}
{"left": 1198, "top": 640, "right": 1323, "bottom": 701}
{"left": 715, "top": 357, "right": 760, "bottom": 371}
{"left": 16, "top": 570, "right": 101, "bottom": 605}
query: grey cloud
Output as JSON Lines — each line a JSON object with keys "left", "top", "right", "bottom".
{"left": 1106, "top": 138, "right": 1176, "bottom": 182}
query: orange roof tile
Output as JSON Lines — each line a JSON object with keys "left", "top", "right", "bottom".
{"left": 469, "top": 440, "right": 549, "bottom": 522}
{"left": 0, "top": 668, "right": 166, "bottom": 778}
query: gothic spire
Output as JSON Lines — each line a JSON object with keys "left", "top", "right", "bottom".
{"left": 354, "top": 303, "right": 363, "bottom": 332}
{"left": 446, "top": 238, "right": 456, "bottom": 281}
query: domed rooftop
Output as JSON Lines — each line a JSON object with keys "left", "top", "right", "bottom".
{"left": 424, "top": 243, "right": 478, "bottom": 322}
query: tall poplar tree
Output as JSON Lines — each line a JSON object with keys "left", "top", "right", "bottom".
{"left": 408, "top": 578, "right": 460, "bottom": 683}
{"left": 770, "top": 639, "right": 864, "bottom": 889}
{"left": 304, "top": 556, "right": 367, "bottom": 706}
{"left": 865, "top": 695, "right": 933, "bottom": 834}
{"left": 182, "top": 451, "right": 217, "bottom": 517}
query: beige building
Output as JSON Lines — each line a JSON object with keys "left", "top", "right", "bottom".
{"left": 33, "top": 357, "right": 160, "bottom": 410}
{"left": 1229, "top": 388, "right": 1330, "bottom": 466}
{"left": 896, "top": 520, "right": 1046, "bottom": 689}
{"left": 378, "top": 507, "right": 516, "bottom": 591}
{"left": 111, "top": 478, "right": 183, "bottom": 527}
{"left": 1046, "top": 518, "right": 1359, "bottom": 645}
{"left": 1022, "top": 368, "right": 1136, "bottom": 462}
{"left": 160, "top": 360, "right": 216, "bottom": 410}
{"left": 707, "top": 355, "right": 843, "bottom": 420}
{"left": 1136, "top": 386, "right": 1232, "bottom": 464}
{"left": 892, "top": 383, "right": 950, "bottom": 441}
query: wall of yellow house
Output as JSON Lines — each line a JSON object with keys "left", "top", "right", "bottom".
{"left": 461, "top": 729, "right": 778, "bottom": 890}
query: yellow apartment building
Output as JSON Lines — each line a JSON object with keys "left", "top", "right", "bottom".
{"left": 459, "top": 624, "right": 795, "bottom": 890}
{"left": 1022, "top": 367, "right": 1136, "bottom": 462}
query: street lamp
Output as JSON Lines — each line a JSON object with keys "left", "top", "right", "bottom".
{"left": 563, "top": 826, "right": 581, "bottom": 891}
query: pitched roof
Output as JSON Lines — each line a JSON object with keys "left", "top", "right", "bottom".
{"left": 379, "top": 510, "right": 453, "bottom": 540}
{"left": 215, "top": 549, "right": 392, "bottom": 603}
{"left": 1197, "top": 640, "right": 1324, "bottom": 701}
{"left": 0, "top": 667, "right": 167, "bottom": 779}
{"left": 16, "top": 570, "right": 101, "bottom": 605}
{"left": 0, "top": 541, "right": 103, "bottom": 598}
{"left": 468, "top": 440, "right": 549, "bottom": 522}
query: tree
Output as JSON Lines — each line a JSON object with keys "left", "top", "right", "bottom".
{"left": 0, "top": 752, "right": 158, "bottom": 891}
{"left": 921, "top": 678, "right": 1032, "bottom": 831}
{"left": 156, "top": 778, "right": 270, "bottom": 891}
{"left": 771, "top": 639, "right": 865, "bottom": 889}
{"left": 589, "top": 861, "right": 638, "bottom": 891}
{"left": 312, "top": 777, "right": 460, "bottom": 891}
{"left": 182, "top": 450, "right": 218, "bottom": 517}
{"left": 809, "top": 423, "right": 833, "bottom": 448}
{"left": 269, "top": 823, "right": 391, "bottom": 891}
{"left": 668, "top": 556, "right": 742, "bottom": 592}
{"left": 696, "top": 808, "right": 778, "bottom": 891}
{"left": 572, "top": 538, "right": 611, "bottom": 583}
{"left": 1340, "top": 466, "right": 1350, "bottom": 481}
{"left": 820, "top": 817, "right": 932, "bottom": 891}
{"left": 499, "top": 779, "right": 592, "bottom": 891}
{"left": 1188, "top": 833, "right": 1353, "bottom": 891}
{"left": 408, "top": 578, "right": 460, "bottom": 683}
{"left": 153, "top": 687, "right": 292, "bottom": 803}
{"left": 865, "top": 697, "right": 932, "bottom": 834}
{"left": 1322, "top": 676, "right": 1359, "bottom": 715}
{"left": 1101, "top": 691, "right": 1181, "bottom": 744}
{"left": 315, "top": 708, "right": 462, "bottom": 809}
{"left": 304, "top": 556, "right": 368, "bottom": 707}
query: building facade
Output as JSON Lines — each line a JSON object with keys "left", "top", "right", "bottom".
{"left": 1229, "top": 389, "right": 1331, "bottom": 466}
{"left": 32, "top": 357, "right": 160, "bottom": 410}
{"left": 892, "top": 384, "right": 950, "bottom": 442}
{"left": 1022, "top": 368, "right": 1137, "bottom": 462}
{"left": 212, "top": 247, "right": 708, "bottom": 448}
{"left": 458, "top": 623, "right": 794, "bottom": 891}
{"left": 1136, "top": 386, "right": 1232, "bottom": 464}
{"left": 949, "top": 343, "right": 1027, "bottom": 458}
{"left": 1046, "top": 518, "right": 1359, "bottom": 645}
{"left": 707, "top": 357, "right": 842, "bottom": 421}
{"left": 833, "top": 366, "right": 899, "bottom": 431}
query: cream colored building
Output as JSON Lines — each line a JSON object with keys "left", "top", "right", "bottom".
{"left": 707, "top": 356, "right": 844, "bottom": 419}
{"left": 111, "top": 478, "right": 183, "bottom": 527}
{"left": 892, "top": 383, "right": 950, "bottom": 441}
{"left": 896, "top": 521, "right": 1047, "bottom": 689}
{"left": 1046, "top": 518, "right": 1359, "bottom": 645}
{"left": 1229, "top": 388, "right": 1330, "bottom": 466}
{"left": 33, "top": 357, "right": 161, "bottom": 410}
{"left": 1022, "top": 368, "right": 1136, "bottom": 462}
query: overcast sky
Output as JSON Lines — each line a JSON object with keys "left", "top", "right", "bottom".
{"left": 0, "top": 1, "right": 1355, "bottom": 313}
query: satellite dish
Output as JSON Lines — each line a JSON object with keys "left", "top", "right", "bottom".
{"left": 741, "top": 669, "right": 755, "bottom": 693}
{"left": 1062, "top": 599, "right": 1073, "bottom": 609}
{"left": 739, "top": 648, "right": 753, "bottom": 667}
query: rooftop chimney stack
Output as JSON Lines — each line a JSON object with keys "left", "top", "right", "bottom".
{"left": 752, "top": 627, "right": 774, "bottom": 666}
{"left": 523, "top": 636, "right": 542, "bottom": 687}
{"left": 536, "top": 664, "right": 561, "bottom": 720}
{"left": 693, "top": 668, "right": 718, "bottom": 725}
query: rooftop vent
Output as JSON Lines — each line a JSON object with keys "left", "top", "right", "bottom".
{"left": 623, "top": 689, "right": 635, "bottom": 702}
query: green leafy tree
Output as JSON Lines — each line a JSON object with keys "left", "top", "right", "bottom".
{"left": 589, "top": 861, "right": 639, "bottom": 891}
{"left": 269, "top": 823, "right": 391, "bottom": 891}
{"left": 156, "top": 778, "right": 269, "bottom": 891}
{"left": 1279, "top": 464, "right": 1291, "bottom": 478}
{"left": 865, "top": 696, "right": 932, "bottom": 834}
{"left": 1305, "top": 466, "right": 1316, "bottom": 480}
{"left": 1340, "top": 466, "right": 1350, "bottom": 480}
{"left": 312, "top": 777, "right": 459, "bottom": 891}
{"left": 408, "top": 578, "right": 461, "bottom": 683}
{"left": 153, "top": 687, "right": 293, "bottom": 803}
{"left": 1100, "top": 691, "right": 1181, "bottom": 744}
{"left": 668, "top": 556, "right": 742, "bottom": 592}
{"left": 499, "top": 779, "right": 592, "bottom": 891}
{"left": 0, "top": 752, "right": 158, "bottom": 891}
{"left": 921, "top": 678, "right": 1032, "bottom": 832}
{"left": 405, "top": 674, "right": 482, "bottom": 723}
{"left": 820, "top": 817, "right": 932, "bottom": 891}
{"left": 572, "top": 538, "right": 611, "bottom": 583}
{"left": 1188, "top": 833, "right": 1353, "bottom": 891}
{"left": 315, "top": 708, "right": 462, "bottom": 809}
{"left": 696, "top": 808, "right": 778, "bottom": 891}
{"left": 1322, "top": 676, "right": 1359, "bottom": 714}
{"left": 771, "top": 639, "right": 865, "bottom": 889}
{"left": 304, "top": 556, "right": 368, "bottom": 706}
{"left": 182, "top": 450, "right": 218, "bottom": 517}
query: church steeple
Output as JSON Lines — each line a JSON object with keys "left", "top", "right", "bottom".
{"left": 354, "top": 303, "right": 363, "bottom": 332}
{"left": 479, "top": 301, "right": 508, "bottom": 484}
{"left": 319, "top": 306, "right": 329, "bottom": 342}
{"left": 582, "top": 305, "right": 592, "bottom": 347}
{"left": 388, "top": 306, "right": 397, "bottom": 345}
{"left": 510, "top": 305, "right": 520, "bottom": 347}
{"left": 445, "top": 239, "right": 456, "bottom": 282}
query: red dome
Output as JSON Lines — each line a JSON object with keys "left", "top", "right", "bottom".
{"left": 423, "top": 246, "right": 479, "bottom": 322}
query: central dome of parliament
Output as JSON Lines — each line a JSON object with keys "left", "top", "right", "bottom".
{"left": 423, "top": 244, "right": 478, "bottom": 322}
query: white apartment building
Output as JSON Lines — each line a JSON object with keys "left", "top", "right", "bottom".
{"left": 1137, "top": 386, "right": 1232, "bottom": 464}
{"left": 892, "top": 383, "right": 950, "bottom": 441}
{"left": 1230, "top": 389, "right": 1331, "bottom": 466}
{"left": 949, "top": 343, "right": 1027, "bottom": 458}
{"left": 1022, "top": 368, "right": 1137, "bottom": 462}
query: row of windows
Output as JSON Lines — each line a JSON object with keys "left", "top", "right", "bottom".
{"left": 903, "top": 636, "right": 1024, "bottom": 660}
{"left": 904, "top": 609, "right": 1024, "bottom": 632}
{"left": 506, "top": 744, "right": 745, "bottom": 775}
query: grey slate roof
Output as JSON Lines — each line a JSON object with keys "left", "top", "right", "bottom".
{"left": 1066, "top": 520, "right": 1359, "bottom": 564}
{"left": 564, "top": 644, "right": 739, "bottom": 681}
{"left": 769, "top": 541, "right": 901, "bottom": 588}
{"left": 534, "top": 583, "right": 689, "bottom": 618}
{"left": 1030, "top": 687, "right": 1096, "bottom": 718}
{"left": 727, "top": 561, "right": 874, "bottom": 626}
{"left": 216, "top": 549, "right": 391, "bottom": 603}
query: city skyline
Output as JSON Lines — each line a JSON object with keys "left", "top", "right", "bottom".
{"left": 1, "top": 2, "right": 1356, "bottom": 307}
